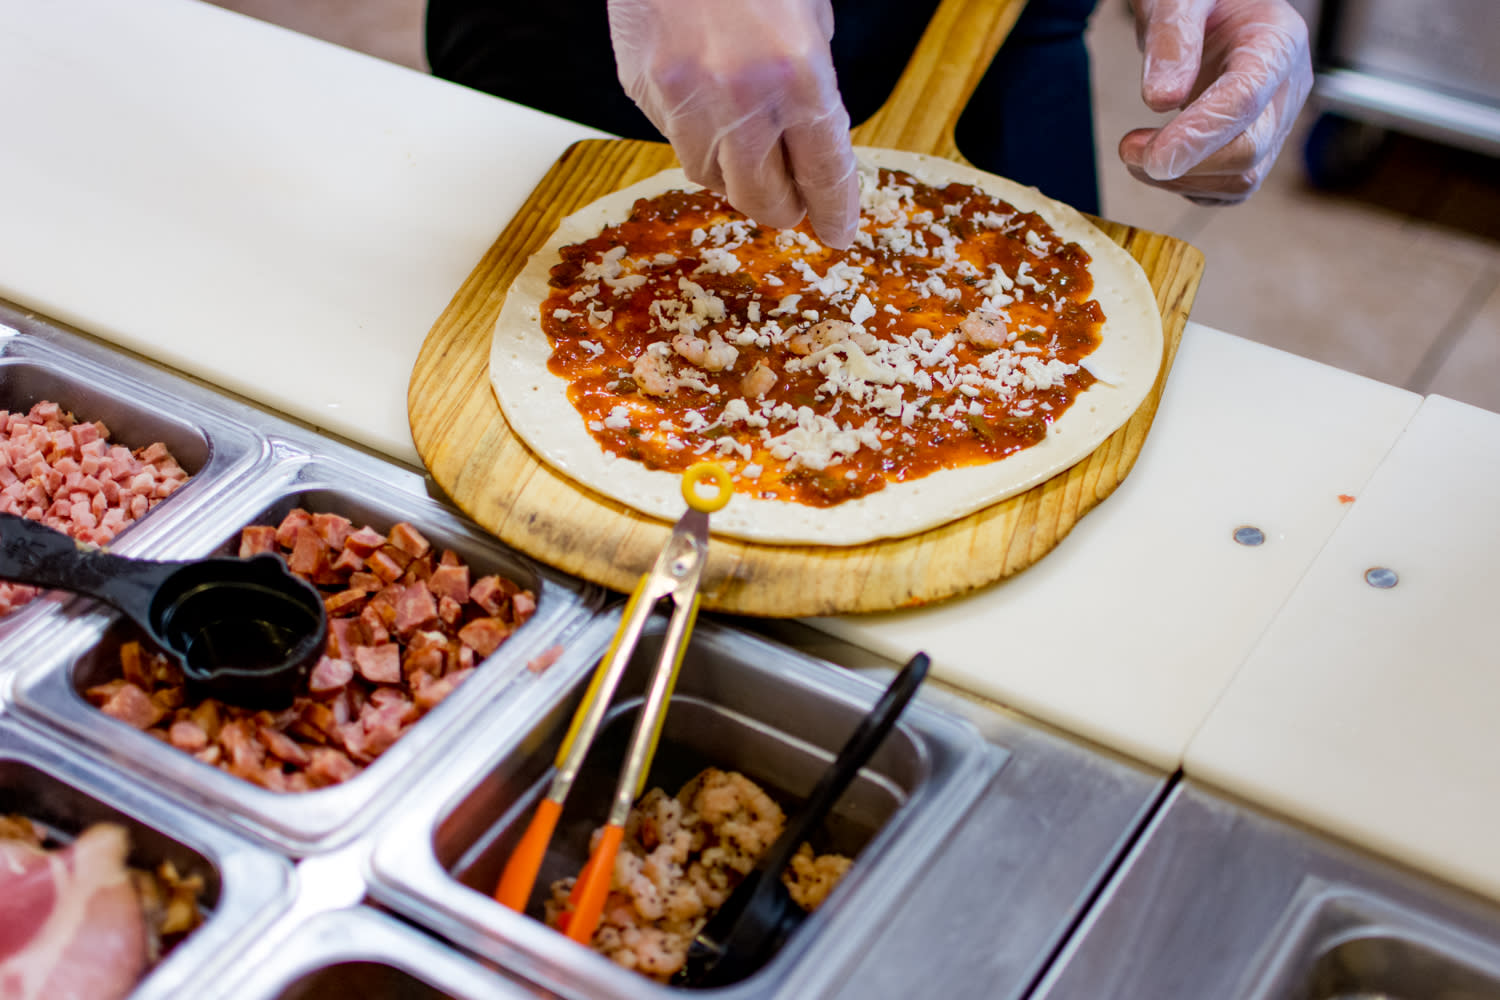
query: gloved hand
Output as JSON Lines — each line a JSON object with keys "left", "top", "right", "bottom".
{"left": 1119, "top": 0, "right": 1313, "bottom": 204}
{"left": 607, "top": 0, "right": 859, "bottom": 248}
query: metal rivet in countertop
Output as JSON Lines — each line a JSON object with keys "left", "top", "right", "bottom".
{"left": 1233, "top": 526, "right": 1266, "bottom": 546}
{"left": 1365, "top": 566, "right": 1399, "bottom": 589}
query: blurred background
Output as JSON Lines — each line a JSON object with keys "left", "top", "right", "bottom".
{"left": 203, "top": 0, "right": 1500, "bottom": 412}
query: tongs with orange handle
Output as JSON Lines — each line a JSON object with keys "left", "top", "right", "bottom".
{"left": 494, "top": 462, "right": 733, "bottom": 942}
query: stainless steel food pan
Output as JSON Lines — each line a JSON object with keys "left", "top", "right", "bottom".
{"left": 0, "top": 713, "right": 293, "bottom": 999}
{"left": 1032, "top": 780, "right": 1500, "bottom": 999}
{"left": 7, "top": 452, "right": 598, "bottom": 855}
{"left": 211, "top": 907, "right": 565, "bottom": 1000}
{"left": 367, "top": 613, "right": 1002, "bottom": 1000}
{"left": 0, "top": 310, "right": 263, "bottom": 649}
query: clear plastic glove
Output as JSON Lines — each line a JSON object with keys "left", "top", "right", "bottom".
{"left": 1120, "top": 0, "right": 1313, "bottom": 204}
{"left": 607, "top": 0, "right": 859, "bottom": 248}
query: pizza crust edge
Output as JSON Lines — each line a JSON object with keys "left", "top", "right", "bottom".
{"left": 489, "top": 147, "right": 1164, "bottom": 546}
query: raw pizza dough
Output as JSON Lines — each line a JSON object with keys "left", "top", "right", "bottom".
{"left": 490, "top": 147, "right": 1164, "bottom": 546}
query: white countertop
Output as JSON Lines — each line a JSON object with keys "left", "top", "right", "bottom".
{"left": 3, "top": 0, "right": 1498, "bottom": 905}
{"left": 1187, "top": 394, "right": 1500, "bottom": 902}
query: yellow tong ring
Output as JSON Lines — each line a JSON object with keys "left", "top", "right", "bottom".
{"left": 494, "top": 463, "right": 730, "bottom": 945}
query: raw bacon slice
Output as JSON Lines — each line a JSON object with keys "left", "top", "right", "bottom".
{"left": 0, "top": 824, "right": 148, "bottom": 1000}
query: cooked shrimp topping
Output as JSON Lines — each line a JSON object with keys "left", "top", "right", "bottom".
{"left": 545, "top": 768, "right": 851, "bottom": 982}
{"left": 957, "top": 309, "right": 1009, "bottom": 350}
{"left": 632, "top": 347, "right": 677, "bottom": 398}
{"left": 671, "top": 330, "right": 739, "bottom": 372}
{"left": 787, "top": 319, "right": 856, "bottom": 356}
{"left": 740, "top": 360, "right": 778, "bottom": 399}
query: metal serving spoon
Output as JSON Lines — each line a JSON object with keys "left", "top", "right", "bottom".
{"left": 0, "top": 512, "right": 327, "bottom": 710}
{"left": 673, "top": 651, "right": 931, "bottom": 989}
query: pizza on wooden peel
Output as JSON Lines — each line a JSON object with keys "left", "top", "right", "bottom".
{"left": 490, "top": 148, "right": 1164, "bottom": 546}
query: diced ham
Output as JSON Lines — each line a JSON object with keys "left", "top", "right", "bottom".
{"left": 513, "top": 591, "right": 537, "bottom": 623}
{"left": 308, "top": 656, "right": 355, "bottom": 695}
{"left": 275, "top": 508, "right": 314, "bottom": 549}
{"left": 469, "top": 575, "right": 515, "bottom": 616}
{"left": 257, "top": 726, "right": 311, "bottom": 767}
{"left": 427, "top": 564, "right": 470, "bottom": 604}
{"left": 323, "top": 589, "right": 368, "bottom": 617}
{"left": 457, "top": 617, "right": 511, "bottom": 658}
{"left": 167, "top": 719, "right": 209, "bottom": 753}
{"left": 287, "top": 525, "right": 328, "bottom": 577}
{"left": 366, "top": 548, "right": 406, "bottom": 584}
{"left": 392, "top": 581, "right": 438, "bottom": 635}
{"left": 99, "top": 684, "right": 164, "bottom": 730}
{"left": 238, "top": 525, "right": 278, "bottom": 557}
{"left": 305, "top": 748, "right": 359, "bottom": 787}
{"left": 352, "top": 644, "right": 402, "bottom": 685}
{"left": 342, "top": 526, "right": 386, "bottom": 558}
{"left": 311, "top": 512, "right": 353, "bottom": 551}
{"left": 387, "top": 522, "right": 431, "bottom": 559}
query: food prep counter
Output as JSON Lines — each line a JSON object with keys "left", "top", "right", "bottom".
{"left": 3, "top": 0, "right": 1500, "bottom": 998}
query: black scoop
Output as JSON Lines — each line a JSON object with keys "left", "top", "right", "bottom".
{"left": 673, "top": 652, "right": 930, "bottom": 989}
{"left": 0, "top": 512, "right": 327, "bottom": 710}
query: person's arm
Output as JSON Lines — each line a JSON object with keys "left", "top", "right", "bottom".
{"left": 1119, "top": 0, "right": 1313, "bottom": 204}
{"left": 607, "top": 0, "right": 859, "bottom": 247}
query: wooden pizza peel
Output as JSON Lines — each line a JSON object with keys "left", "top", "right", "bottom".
{"left": 408, "top": 0, "right": 1205, "bottom": 617}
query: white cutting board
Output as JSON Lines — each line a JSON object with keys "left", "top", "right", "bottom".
{"left": 0, "top": 0, "right": 601, "bottom": 468}
{"left": 807, "top": 325, "right": 1421, "bottom": 771}
{"left": 1185, "top": 395, "right": 1500, "bottom": 904}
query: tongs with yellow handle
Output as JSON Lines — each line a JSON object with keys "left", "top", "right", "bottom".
{"left": 494, "top": 462, "right": 733, "bottom": 943}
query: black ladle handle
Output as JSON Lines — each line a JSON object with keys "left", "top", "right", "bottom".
{"left": 756, "top": 651, "right": 931, "bottom": 881}
{"left": 0, "top": 511, "right": 183, "bottom": 630}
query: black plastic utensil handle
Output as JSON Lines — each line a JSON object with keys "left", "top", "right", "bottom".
{"left": 0, "top": 511, "right": 181, "bottom": 627}
{"left": 757, "top": 651, "right": 931, "bottom": 880}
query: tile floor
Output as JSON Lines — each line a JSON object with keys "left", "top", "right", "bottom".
{"left": 206, "top": 0, "right": 1500, "bottom": 412}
